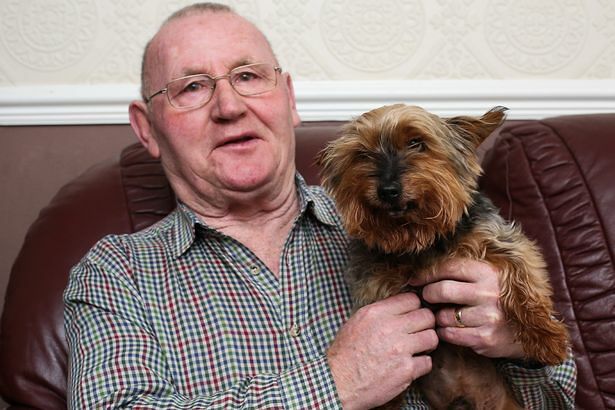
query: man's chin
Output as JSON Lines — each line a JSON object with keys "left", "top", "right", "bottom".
{"left": 219, "top": 167, "right": 274, "bottom": 192}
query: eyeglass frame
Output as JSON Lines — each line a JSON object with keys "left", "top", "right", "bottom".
{"left": 144, "top": 62, "right": 282, "bottom": 109}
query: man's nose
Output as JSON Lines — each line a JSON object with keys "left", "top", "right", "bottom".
{"left": 209, "top": 78, "right": 247, "bottom": 121}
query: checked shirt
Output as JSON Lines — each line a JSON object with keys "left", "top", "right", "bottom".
{"left": 64, "top": 176, "right": 576, "bottom": 409}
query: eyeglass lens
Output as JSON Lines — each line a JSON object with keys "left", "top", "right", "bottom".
{"left": 167, "top": 64, "right": 277, "bottom": 108}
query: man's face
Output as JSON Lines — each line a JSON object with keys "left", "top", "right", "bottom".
{"left": 140, "top": 12, "right": 301, "bottom": 208}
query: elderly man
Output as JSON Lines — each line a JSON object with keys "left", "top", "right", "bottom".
{"left": 64, "top": 2, "right": 576, "bottom": 409}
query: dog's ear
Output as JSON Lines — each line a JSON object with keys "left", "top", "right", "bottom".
{"left": 446, "top": 106, "right": 508, "bottom": 147}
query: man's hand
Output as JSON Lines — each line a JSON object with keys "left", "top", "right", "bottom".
{"left": 410, "top": 258, "right": 525, "bottom": 359}
{"left": 327, "top": 292, "right": 438, "bottom": 410}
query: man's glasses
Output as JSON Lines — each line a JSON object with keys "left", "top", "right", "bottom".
{"left": 145, "top": 63, "right": 282, "bottom": 109}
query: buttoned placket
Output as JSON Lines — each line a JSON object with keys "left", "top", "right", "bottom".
{"left": 204, "top": 209, "right": 319, "bottom": 366}
{"left": 279, "top": 216, "right": 320, "bottom": 364}
{"left": 209, "top": 233, "right": 283, "bottom": 315}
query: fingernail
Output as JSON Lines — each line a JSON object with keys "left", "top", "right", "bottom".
{"left": 407, "top": 277, "right": 420, "bottom": 285}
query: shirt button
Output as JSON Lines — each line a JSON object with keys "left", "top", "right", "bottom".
{"left": 289, "top": 323, "right": 301, "bottom": 337}
{"left": 250, "top": 265, "right": 260, "bottom": 276}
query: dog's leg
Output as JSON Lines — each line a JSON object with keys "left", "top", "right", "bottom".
{"left": 484, "top": 233, "right": 569, "bottom": 365}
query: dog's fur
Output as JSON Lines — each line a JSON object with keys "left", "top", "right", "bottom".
{"left": 318, "top": 104, "right": 569, "bottom": 409}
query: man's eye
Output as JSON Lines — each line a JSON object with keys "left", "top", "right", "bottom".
{"left": 182, "top": 81, "right": 205, "bottom": 93}
{"left": 236, "top": 71, "right": 259, "bottom": 82}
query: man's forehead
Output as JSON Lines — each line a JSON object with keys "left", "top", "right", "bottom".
{"left": 155, "top": 12, "right": 265, "bottom": 52}
{"left": 150, "top": 12, "right": 272, "bottom": 75}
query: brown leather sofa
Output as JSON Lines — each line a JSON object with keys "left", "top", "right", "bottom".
{"left": 1, "top": 113, "right": 614, "bottom": 409}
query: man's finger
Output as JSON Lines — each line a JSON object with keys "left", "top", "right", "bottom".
{"left": 409, "top": 354, "right": 433, "bottom": 379}
{"left": 404, "top": 308, "right": 436, "bottom": 334}
{"left": 374, "top": 291, "right": 422, "bottom": 314}
{"left": 421, "top": 280, "right": 476, "bottom": 305}
{"left": 409, "top": 258, "right": 492, "bottom": 286}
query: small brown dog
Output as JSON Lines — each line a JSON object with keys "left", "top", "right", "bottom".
{"left": 318, "top": 104, "right": 569, "bottom": 409}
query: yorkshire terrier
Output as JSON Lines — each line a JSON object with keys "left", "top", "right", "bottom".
{"left": 318, "top": 104, "right": 569, "bottom": 409}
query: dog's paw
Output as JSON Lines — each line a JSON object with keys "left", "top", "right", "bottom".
{"left": 518, "top": 316, "right": 570, "bottom": 365}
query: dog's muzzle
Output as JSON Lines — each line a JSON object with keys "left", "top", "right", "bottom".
{"left": 377, "top": 182, "right": 417, "bottom": 218}
{"left": 377, "top": 181, "right": 402, "bottom": 204}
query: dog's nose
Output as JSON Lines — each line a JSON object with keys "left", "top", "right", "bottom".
{"left": 378, "top": 182, "right": 402, "bottom": 203}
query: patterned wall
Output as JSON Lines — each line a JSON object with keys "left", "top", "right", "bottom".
{"left": 0, "top": 0, "right": 614, "bottom": 87}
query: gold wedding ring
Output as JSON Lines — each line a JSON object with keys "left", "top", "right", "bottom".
{"left": 454, "top": 307, "right": 466, "bottom": 328}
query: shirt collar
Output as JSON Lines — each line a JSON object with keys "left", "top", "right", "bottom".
{"left": 169, "top": 203, "right": 202, "bottom": 258}
{"left": 294, "top": 174, "right": 338, "bottom": 227}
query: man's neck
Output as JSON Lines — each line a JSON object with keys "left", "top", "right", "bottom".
{"left": 194, "top": 181, "right": 301, "bottom": 276}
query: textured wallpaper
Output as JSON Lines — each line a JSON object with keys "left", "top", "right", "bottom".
{"left": 1, "top": 0, "right": 614, "bottom": 87}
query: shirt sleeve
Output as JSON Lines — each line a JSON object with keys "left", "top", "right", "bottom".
{"left": 63, "top": 237, "right": 343, "bottom": 409}
{"left": 497, "top": 353, "right": 577, "bottom": 409}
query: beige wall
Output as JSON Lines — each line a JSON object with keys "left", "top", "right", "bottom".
{"left": 0, "top": 0, "right": 614, "bottom": 86}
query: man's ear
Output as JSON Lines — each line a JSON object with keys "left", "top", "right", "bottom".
{"left": 284, "top": 73, "right": 301, "bottom": 127}
{"left": 129, "top": 100, "right": 161, "bottom": 158}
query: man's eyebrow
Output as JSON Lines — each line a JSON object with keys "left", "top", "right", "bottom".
{"left": 176, "top": 59, "right": 257, "bottom": 78}
{"left": 232, "top": 59, "right": 254, "bottom": 68}
{"left": 177, "top": 68, "right": 208, "bottom": 78}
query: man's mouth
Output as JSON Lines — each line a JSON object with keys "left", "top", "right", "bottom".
{"left": 218, "top": 135, "right": 257, "bottom": 148}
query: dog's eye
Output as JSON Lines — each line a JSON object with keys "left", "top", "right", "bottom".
{"left": 357, "top": 150, "right": 373, "bottom": 160}
{"left": 408, "top": 138, "right": 425, "bottom": 151}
